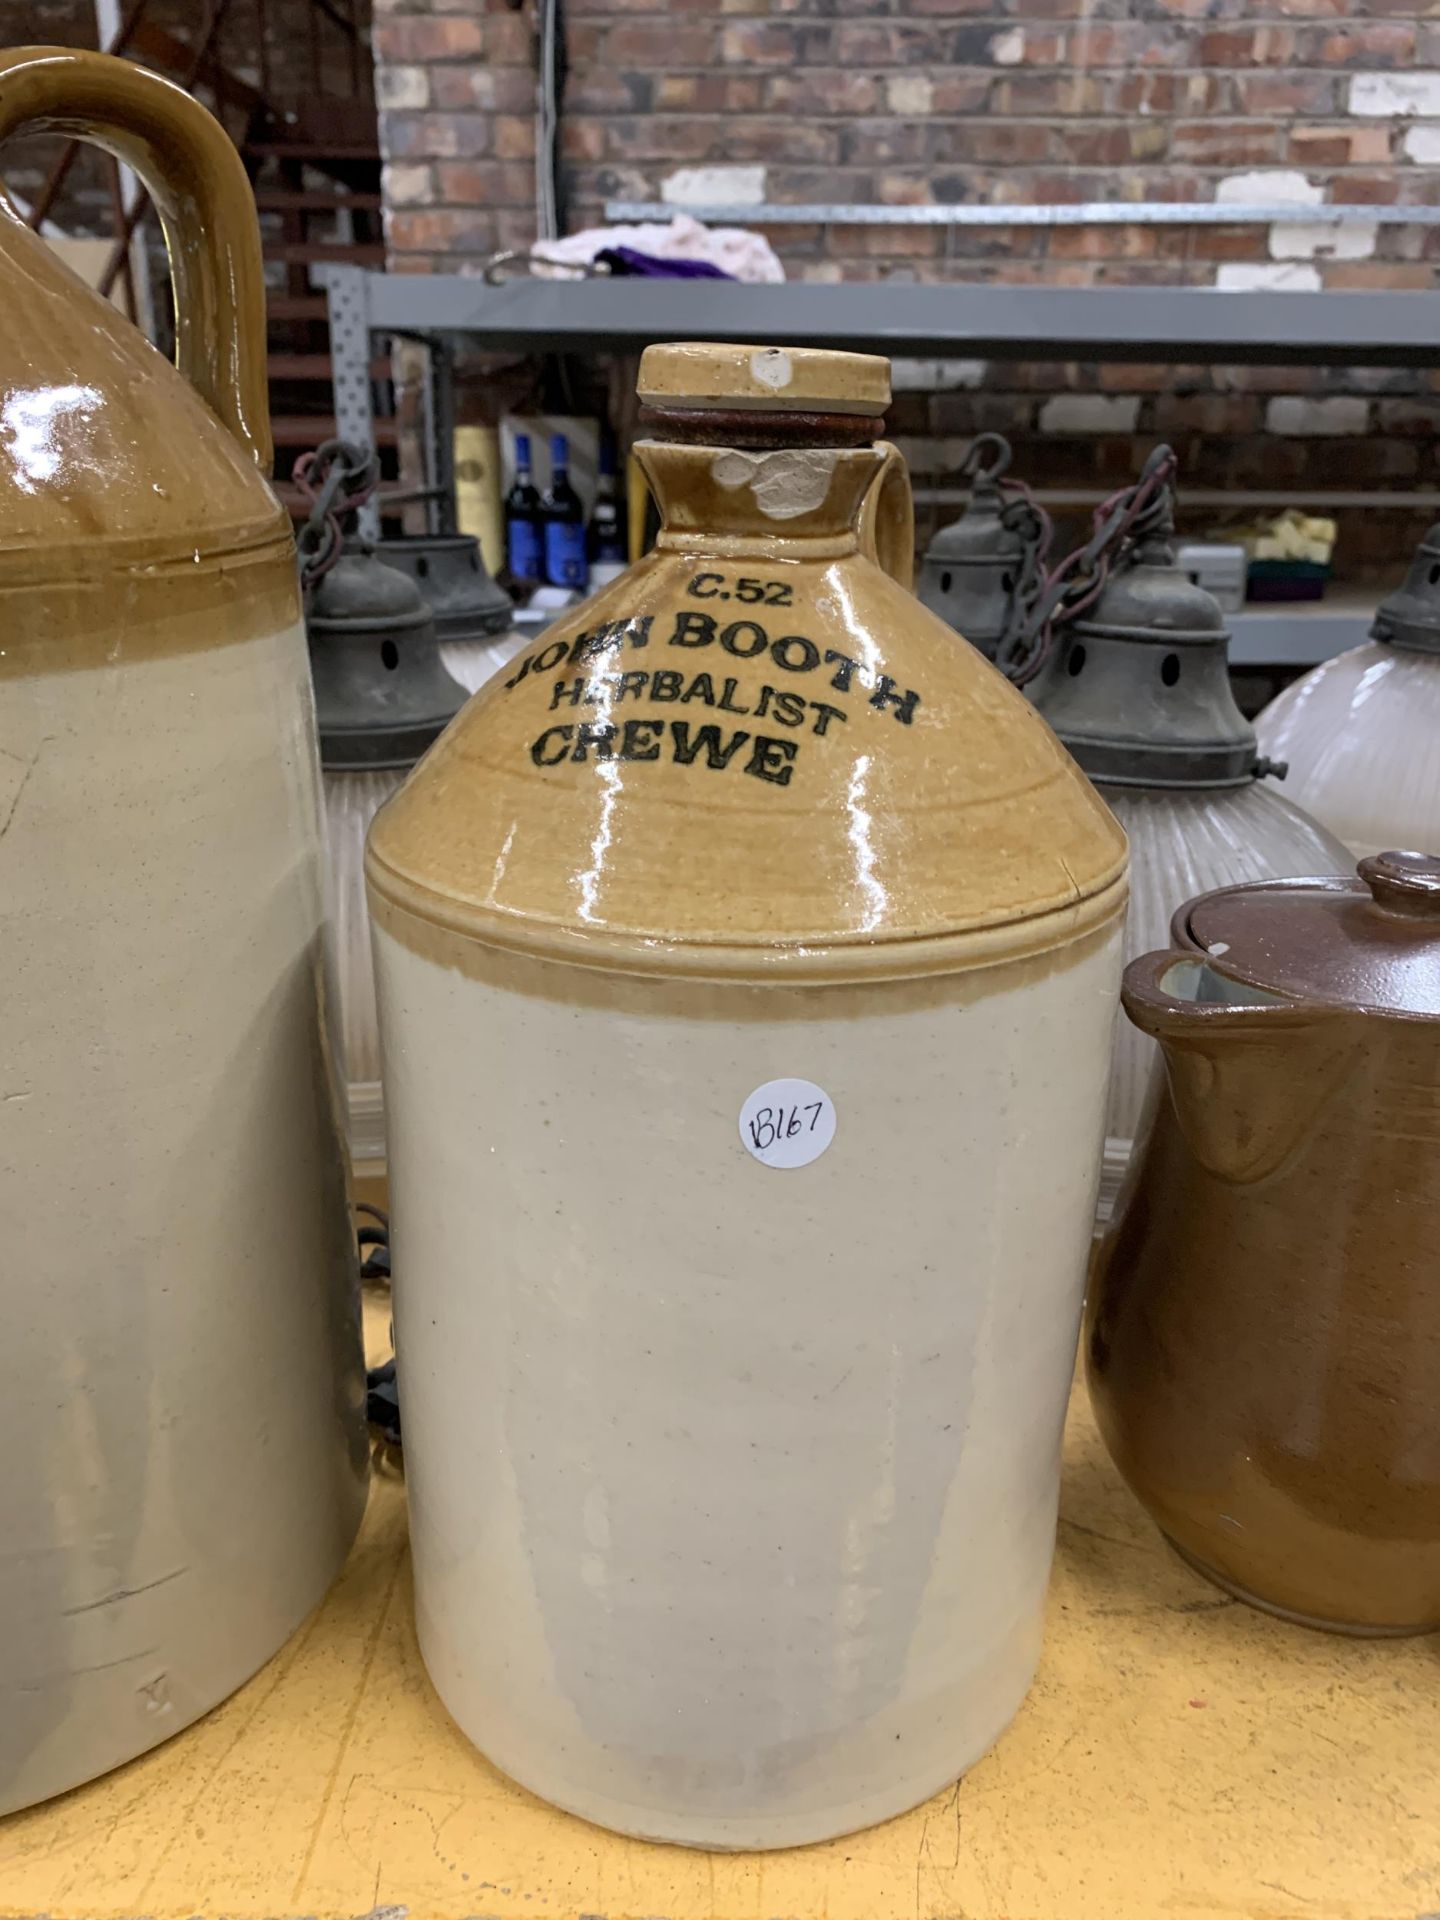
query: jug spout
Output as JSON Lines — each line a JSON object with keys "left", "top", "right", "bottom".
{"left": 1122, "top": 951, "right": 1363, "bottom": 1183}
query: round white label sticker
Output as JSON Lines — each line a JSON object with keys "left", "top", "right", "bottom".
{"left": 738, "top": 1077, "right": 837, "bottom": 1170}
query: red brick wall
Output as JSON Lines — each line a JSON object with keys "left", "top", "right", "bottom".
{"left": 370, "top": 0, "right": 1440, "bottom": 580}
{"left": 374, "top": 1, "right": 1440, "bottom": 284}
{"left": 374, "top": 0, "right": 536, "bottom": 256}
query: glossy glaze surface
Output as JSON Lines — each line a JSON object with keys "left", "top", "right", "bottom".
{"left": 0, "top": 46, "right": 280, "bottom": 617}
{"left": 0, "top": 44, "right": 271, "bottom": 459}
{"left": 375, "top": 920, "right": 1121, "bottom": 1848}
{"left": 0, "top": 48, "right": 365, "bottom": 1811}
{"left": 1089, "top": 856, "right": 1440, "bottom": 1633}
{"left": 369, "top": 439, "right": 1126, "bottom": 982}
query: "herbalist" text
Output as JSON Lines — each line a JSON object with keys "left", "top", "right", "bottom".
{"left": 504, "top": 606, "right": 923, "bottom": 787}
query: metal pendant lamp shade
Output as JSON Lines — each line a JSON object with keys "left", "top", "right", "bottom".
{"left": 917, "top": 434, "right": 1046, "bottom": 662}
{"left": 1030, "top": 476, "right": 1350, "bottom": 1219}
{"left": 308, "top": 546, "right": 469, "bottom": 1176}
{"left": 1256, "top": 521, "right": 1440, "bottom": 859}
{"left": 376, "top": 531, "right": 527, "bottom": 694}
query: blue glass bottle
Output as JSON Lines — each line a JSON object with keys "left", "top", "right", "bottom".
{"left": 542, "top": 432, "right": 589, "bottom": 590}
{"left": 504, "top": 432, "right": 543, "bottom": 585}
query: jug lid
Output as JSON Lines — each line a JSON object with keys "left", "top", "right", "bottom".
{"left": 1182, "top": 852, "right": 1440, "bottom": 1016}
{"left": 637, "top": 342, "right": 890, "bottom": 418}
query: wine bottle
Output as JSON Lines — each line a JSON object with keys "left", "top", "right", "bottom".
{"left": 589, "top": 437, "right": 626, "bottom": 566}
{"left": 542, "top": 433, "right": 589, "bottom": 590}
{"left": 504, "top": 432, "right": 543, "bottom": 585}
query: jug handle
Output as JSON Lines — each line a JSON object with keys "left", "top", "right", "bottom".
{"left": 0, "top": 46, "right": 273, "bottom": 474}
{"left": 1123, "top": 949, "right": 1364, "bottom": 1185}
{"left": 857, "top": 441, "right": 915, "bottom": 591}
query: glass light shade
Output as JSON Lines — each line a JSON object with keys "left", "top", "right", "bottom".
{"left": 1097, "top": 779, "right": 1351, "bottom": 1220}
{"left": 318, "top": 630, "right": 526, "bottom": 1177}
{"left": 323, "top": 765, "right": 407, "bottom": 1172}
{"left": 1255, "top": 642, "right": 1440, "bottom": 859}
{"left": 440, "top": 625, "right": 528, "bottom": 696}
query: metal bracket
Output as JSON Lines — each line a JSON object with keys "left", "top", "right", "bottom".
{"left": 321, "top": 265, "right": 381, "bottom": 540}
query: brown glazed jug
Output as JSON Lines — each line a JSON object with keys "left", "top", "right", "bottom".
{"left": 0, "top": 48, "right": 365, "bottom": 1812}
{"left": 1088, "top": 851, "right": 1440, "bottom": 1634}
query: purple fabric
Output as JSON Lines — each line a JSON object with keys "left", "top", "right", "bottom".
{"left": 596, "top": 246, "right": 735, "bottom": 280}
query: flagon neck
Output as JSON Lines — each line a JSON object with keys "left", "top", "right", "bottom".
{"left": 634, "top": 438, "right": 889, "bottom": 547}
{"left": 638, "top": 403, "right": 881, "bottom": 450}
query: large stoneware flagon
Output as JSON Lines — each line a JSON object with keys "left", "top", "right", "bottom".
{"left": 368, "top": 342, "right": 1128, "bottom": 1848}
{"left": 0, "top": 48, "right": 366, "bottom": 1813}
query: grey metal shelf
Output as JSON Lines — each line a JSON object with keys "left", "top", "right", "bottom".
{"left": 329, "top": 269, "right": 1440, "bottom": 371}
{"left": 324, "top": 270, "right": 1433, "bottom": 665}
{"left": 606, "top": 198, "right": 1440, "bottom": 230}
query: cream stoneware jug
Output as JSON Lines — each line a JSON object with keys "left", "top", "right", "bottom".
{"left": 368, "top": 343, "right": 1128, "bottom": 1849}
{"left": 0, "top": 48, "right": 366, "bottom": 1813}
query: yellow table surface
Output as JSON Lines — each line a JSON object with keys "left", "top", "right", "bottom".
{"left": 3, "top": 1314, "right": 1436, "bottom": 1920}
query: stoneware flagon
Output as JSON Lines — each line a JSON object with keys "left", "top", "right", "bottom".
{"left": 0, "top": 48, "right": 367, "bottom": 1813}
{"left": 368, "top": 343, "right": 1128, "bottom": 1849}
{"left": 1088, "top": 852, "right": 1440, "bottom": 1635}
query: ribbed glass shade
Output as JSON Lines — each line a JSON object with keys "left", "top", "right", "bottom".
{"left": 1098, "top": 780, "right": 1351, "bottom": 1220}
{"left": 323, "top": 765, "right": 407, "bottom": 1167}
{"left": 319, "top": 630, "right": 525, "bottom": 1171}
{"left": 1255, "top": 642, "right": 1440, "bottom": 859}
{"left": 440, "top": 627, "right": 527, "bottom": 696}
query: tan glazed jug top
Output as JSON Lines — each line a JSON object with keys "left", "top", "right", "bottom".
{"left": 368, "top": 342, "right": 1127, "bottom": 982}
{"left": 0, "top": 45, "right": 292, "bottom": 674}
